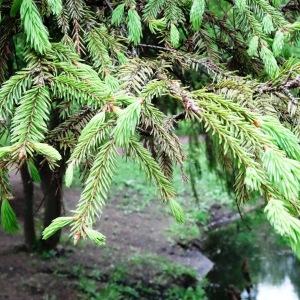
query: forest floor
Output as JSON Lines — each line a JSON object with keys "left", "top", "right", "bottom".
{"left": 0, "top": 170, "right": 218, "bottom": 300}
{"left": 0, "top": 147, "right": 237, "bottom": 300}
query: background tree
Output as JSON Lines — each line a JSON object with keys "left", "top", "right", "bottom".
{"left": 0, "top": 0, "right": 299, "bottom": 253}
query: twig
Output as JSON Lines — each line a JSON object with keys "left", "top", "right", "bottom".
{"left": 139, "top": 43, "right": 174, "bottom": 52}
{"left": 104, "top": 0, "right": 113, "bottom": 11}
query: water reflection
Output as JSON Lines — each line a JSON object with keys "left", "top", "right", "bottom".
{"left": 204, "top": 212, "right": 300, "bottom": 300}
{"left": 255, "top": 276, "right": 298, "bottom": 300}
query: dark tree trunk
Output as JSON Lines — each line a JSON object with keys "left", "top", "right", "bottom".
{"left": 38, "top": 106, "right": 68, "bottom": 250}
{"left": 39, "top": 162, "right": 65, "bottom": 250}
{"left": 20, "top": 163, "right": 36, "bottom": 250}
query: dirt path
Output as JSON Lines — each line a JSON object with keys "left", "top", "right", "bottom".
{"left": 0, "top": 172, "right": 213, "bottom": 300}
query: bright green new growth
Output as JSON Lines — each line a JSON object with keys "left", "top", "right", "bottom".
{"left": 46, "top": 0, "right": 62, "bottom": 16}
{"left": 127, "top": 8, "right": 143, "bottom": 45}
{"left": 190, "top": 0, "right": 205, "bottom": 31}
{"left": 0, "top": 69, "right": 32, "bottom": 118}
{"left": 67, "top": 111, "right": 111, "bottom": 169}
{"left": 11, "top": 87, "right": 50, "bottom": 144}
{"left": 262, "top": 148, "right": 299, "bottom": 200}
{"left": 265, "top": 199, "right": 300, "bottom": 244}
{"left": 170, "top": 23, "right": 180, "bottom": 48}
{"left": 248, "top": 36, "right": 259, "bottom": 57}
{"left": 27, "top": 160, "right": 41, "bottom": 182}
{"left": 31, "top": 142, "right": 62, "bottom": 168}
{"left": 113, "top": 100, "right": 142, "bottom": 146}
{"left": 85, "top": 228, "right": 106, "bottom": 246}
{"left": 112, "top": 4, "right": 126, "bottom": 26}
{"left": 20, "top": 0, "right": 52, "bottom": 53}
{"left": 169, "top": 199, "right": 184, "bottom": 224}
{"left": 42, "top": 216, "right": 73, "bottom": 240}
{"left": 235, "top": 0, "right": 247, "bottom": 11}
{"left": 1, "top": 199, "right": 19, "bottom": 233}
{"left": 260, "top": 45, "right": 279, "bottom": 78}
{"left": 273, "top": 30, "right": 284, "bottom": 57}
{"left": 261, "top": 116, "right": 300, "bottom": 161}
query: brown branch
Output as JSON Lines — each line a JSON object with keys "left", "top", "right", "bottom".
{"left": 258, "top": 75, "right": 300, "bottom": 94}
{"left": 285, "top": 75, "right": 300, "bottom": 89}
{"left": 281, "top": 1, "right": 300, "bottom": 13}
{"left": 257, "top": 76, "right": 300, "bottom": 116}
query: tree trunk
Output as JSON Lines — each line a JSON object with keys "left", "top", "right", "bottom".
{"left": 39, "top": 162, "right": 65, "bottom": 250}
{"left": 38, "top": 106, "right": 68, "bottom": 250}
{"left": 20, "top": 163, "right": 36, "bottom": 250}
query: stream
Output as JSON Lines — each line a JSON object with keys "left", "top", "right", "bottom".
{"left": 203, "top": 211, "right": 300, "bottom": 300}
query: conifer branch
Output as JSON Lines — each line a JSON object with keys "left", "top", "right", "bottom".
{"left": 70, "top": 140, "right": 117, "bottom": 243}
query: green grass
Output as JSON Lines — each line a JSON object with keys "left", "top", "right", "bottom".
{"left": 76, "top": 253, "right": 207, "bottom": 300}
{"left": 109, "top": 157, "right": 158, "bottom": 213}
{"left": 109, "top": 143, "right": 233, "bottom": 212}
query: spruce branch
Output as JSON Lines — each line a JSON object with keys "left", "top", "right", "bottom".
{"left": 11, "top": 86, "right": 50, "bottom": 145}
{"left": 0, "top": 69, "right": 32, "bottom": 119}
{"left": 126, "top": 137, "right": 176, "bottom": 200}
{"left": 20, "top": 0, "right": 51, "bottom": 53}
{"left": 70, "top": 140, "right": 117, "bottom": 243}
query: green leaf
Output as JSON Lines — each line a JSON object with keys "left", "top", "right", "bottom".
{"left": 235, "top": 0, "right": 247, "bottom": 11}
{"left": 190, "top": 0, "right": 205, "bottom": 31}
{"left": 105, "top": 74, "right": 120, "bottom": 92}
{"left": 86, "top": 28, "right": 112, "bottom": 72}
{"left": 262, "top": 14, "right": 275, "bottom": 34}
{"left": 46, "top": 0, "right": 62, "bottom": 16}
{"left": 143, "top": 0, "right": 166, "bottom": 20}
{"left": 117, "top": 52, "right": 128, "bottom": 64}
{"left": 170, "top": 23, "right": 180, "bottom": 48}
{"left": 51, "top": 74, "right": 110, "bottom": 107}
{"left": 272, "top": 30, "right": 284, "bottom": 57}
{"left": 65, "top": 163, "right": 74, "bottom": 187}
{"left": 68, "top": 111, "right": 110, "bottom": 166}
{"left": 261, "top": 116, "right": 300, "bottom": 161}
{"left": 42, "top": 216, "right": 73, "bottom": 240}
{"left": 70, "top": 140, "right": 118, "bottom": 236}
{"left": 247, "top": 36, "right": 259, "bottom": 57}
{"left": 0, "top": 69, "right": 32, "bottom": 119}
{"left": 20, "top": 0, "right": 51, "bottom": 53}
{"left": 0, "top": 146, "right": 14, "bottom": 159}
{"left": 31, "top": 142, "right": 62, "bottom": 166}
{"left": 10, "top": 0, "right": 23, "bottom": 17}
{"left": 148, "top": 18, "right": 167, "bottom": 33}
{"left": 262, "top": 148, "right": 299, "bottom": 200}
{"left": 113, "top": 100, "right": 142, "bottom": 146}
{"left": 244, "top": 167, "right": 264, "bottom": 192}
{"left": 27, "top": 160, "right": 41, "bottom": 182}
{"left": 11, "top": 86, "right": 50, "bottom": 144}
{"left": 260, "top": 45, "right": 279, "bottom": 78}
{"left": 265, "top": 199, "right": 300, "bottom": 243}
{"left": 112, "top": 3, "right": 125, "bottom": 26}
{"left": 1, "top": 199, "right": 19, "bottom": 233}
{"left": 85, "top": 228, "right": 106, "bottom": 246}
{"left": 127, "top": 8, "right": 142, "bottom": 45}
{"left": 169, "top": 199, "right": 185, "bottom": 223}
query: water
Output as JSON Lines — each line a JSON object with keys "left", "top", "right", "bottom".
{"left": 204, "top": 212, "right": 300, "bottom": 300}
